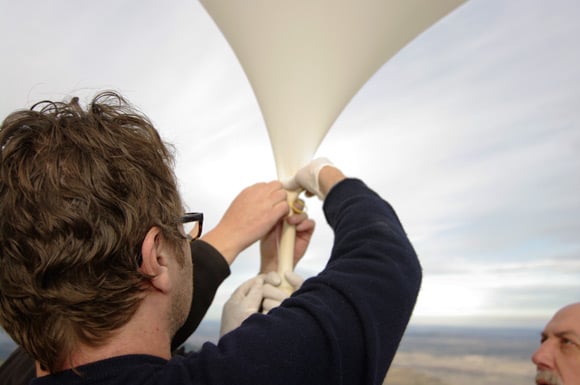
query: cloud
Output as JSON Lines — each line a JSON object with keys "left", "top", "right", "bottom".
{"left": 0, "top": 0, "right": 578, "bottom": 325}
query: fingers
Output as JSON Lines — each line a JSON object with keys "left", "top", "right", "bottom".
{"left": 229, "top": 277, "right": 254, "bottom": 301}
{"left": 261, "top": 286, "right": 288, "bottom": 314}
{"left": 203, "top": 181, "right": 290, "bottom": 263}
{"left": 290, "top": 198, "right": 305, "bottom": 214}
{"left": 264, "top": 271, "right": 282, "bottom": 286}
{"left": 269, "top": 184, "right": 291, "bottom": 220}
{"left": 220, "top": 275, "right": 264, "bottom": 337}
{"left": 285, "top": 271, "right": 304, "bottom": 289}
{"left": 266, "top": 180, "right": 289, "bottom": 206}
{"left": 262, "top": 271, "right": 288, "bottom": 314}
{"left": 239, "top": 181, "right": 288, "bottom": 219}
{"left": 253, "top": 180, "right": 290, "bottom": 219}
{"left": 262, "top": 298, "right": 281, "bottom": 314}
{"left": 287, "top": 211, "right": 315, "bottom": 229}
{"left": 231, "top": 275, "right": 264, "bottom": 301}
{"left": 296, "top": 217, "right": 315, "bottom": 233}
{"left": 244, "top": 276, "right": 265, "bottom": 312}
{"left": 260, "top": 271, "right": 305, "bottom": 313}
{"left": 294, "top": 158, "right": 334, "bottom": 199}
{"left": 263, "top": 281, "right": 288, "bottom": 303}
{"left": 283, "top": 158, "right": 345, "bottom": 200}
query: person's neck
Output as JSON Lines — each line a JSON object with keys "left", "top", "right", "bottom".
{"left": 36, "top": 294, "right": 172, "bottom": 376}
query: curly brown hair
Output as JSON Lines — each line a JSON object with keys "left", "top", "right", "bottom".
{"left": 0, "top": 91, "right": 186, "bottom": 373}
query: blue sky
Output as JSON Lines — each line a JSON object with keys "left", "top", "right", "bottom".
{"left": 1, "top": 0, "right": 579, "bottom": 329}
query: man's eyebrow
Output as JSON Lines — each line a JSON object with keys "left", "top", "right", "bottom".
{"left": 554, "top": 330, "right": 580, "bottom": 341}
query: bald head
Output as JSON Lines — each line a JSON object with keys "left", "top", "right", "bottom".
{"left": 553, "top": 303, "right": 580, "bottom": 319}
{"left": 532, "top": 302, "right": 580, "bottom": 385}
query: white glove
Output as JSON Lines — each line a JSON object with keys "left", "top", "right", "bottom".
{"left": 282, "top": 157, "right": 333, "bottom": 200}
{"left": 220, "top": 275, "right": 264, "bottom": 337}
{"left": 261, "top": 271, "right": 305, "bottom": 314}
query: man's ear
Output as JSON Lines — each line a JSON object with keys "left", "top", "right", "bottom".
{"left": 140, "top": 226, "right": 170, "bottom": 293}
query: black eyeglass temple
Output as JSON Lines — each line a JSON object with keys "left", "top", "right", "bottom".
{"left": 137, "top": 212, "right": 203, "bottom": 266}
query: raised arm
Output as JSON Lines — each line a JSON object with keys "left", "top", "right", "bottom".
{"left": 191, "top": 159, "right": 422, "bottom": 385}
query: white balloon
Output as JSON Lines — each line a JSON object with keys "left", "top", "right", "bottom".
{"left": 199, "top": 0, "right": 466, "bottom": 290}
{"left": 199, "top": 0, "right": 466, "bottom": 179}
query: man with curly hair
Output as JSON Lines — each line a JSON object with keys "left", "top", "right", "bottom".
{"left": 0, "top": 91, "right": 421, "bottom": 385}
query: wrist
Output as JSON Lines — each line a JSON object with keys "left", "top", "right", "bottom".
{"left": 201, "top": 228, "right": 242, "bottom": 265}
{"left": 259, "top": 246, "right": 277, "bottom": 274}
{"left": 318, "top": 166, "right": 346, "bottom": 199}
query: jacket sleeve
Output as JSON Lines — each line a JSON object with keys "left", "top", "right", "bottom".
{"left": 319, "top": 178, "right": 422, "bottom": 384}
{"left": 176, "top": 178, "right": 421, "bottom": 385}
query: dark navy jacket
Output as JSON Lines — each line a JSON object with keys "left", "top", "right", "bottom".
{"left": 31, "top": 179, "right": 422, "bottom": 385}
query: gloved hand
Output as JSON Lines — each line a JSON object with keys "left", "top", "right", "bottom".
{"left": 220, "top": 275, "right": 264, "bottom": 337}
{"left": 282, "top": 157, "right": 334, "bottom": 200}
{"left": 261, "top": 271, "right": 305, "bottom": 314}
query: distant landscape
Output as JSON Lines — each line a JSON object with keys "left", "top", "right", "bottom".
{"left": 383, "top": 325, "right": 537, "bottom": 385}
{"left": 1, "top": 323, "right": 539, "bottom": 384}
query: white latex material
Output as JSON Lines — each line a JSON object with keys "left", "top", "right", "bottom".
{"left": 199, "top": 0, "right": 466, "bottom": 180}
{"left": 199, "top": 0, "right": 466, "bottom": 291}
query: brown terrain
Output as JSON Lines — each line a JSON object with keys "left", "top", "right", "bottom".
{"left": 384, "top": 351, "right": 534, "bottom": 385}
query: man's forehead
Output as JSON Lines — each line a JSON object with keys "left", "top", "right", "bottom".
{"left": 545, "top": 303, "right": 580, "bottom": 334}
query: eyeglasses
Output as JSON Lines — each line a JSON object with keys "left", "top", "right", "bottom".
{"left": 137, "top": 212, "right": 203, "bottom": 266}
{"left": 181, "top": 212, "right": 203, "bottom": 243}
